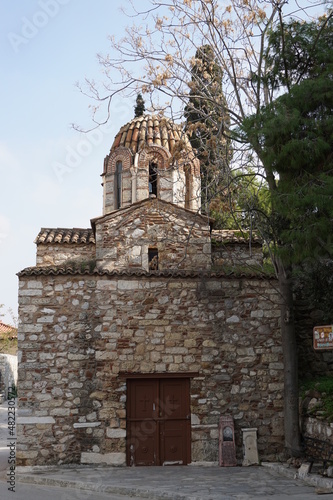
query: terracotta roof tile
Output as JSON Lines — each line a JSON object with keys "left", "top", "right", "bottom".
{"left": 111, "top": 115, "right": 193, "bottom": 155}
{"left": 35, "top": 228, "right": 95, "bottom": 245}
{"left": 0, "top": 322, "right": 15, "bottom": 334}
{"left": 18, "top": 266, "right": 274, "bottom": 280}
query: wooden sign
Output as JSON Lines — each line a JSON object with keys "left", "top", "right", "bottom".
{"left": 313, "top": 325, "right": 333, "bottom": 351}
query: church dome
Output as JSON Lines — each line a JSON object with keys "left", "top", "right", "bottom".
{"left": 110, "top": 114, "right": 193, "bottom": 155}
{"left": 103, "top": 113, "right": 201, "bottom": 215}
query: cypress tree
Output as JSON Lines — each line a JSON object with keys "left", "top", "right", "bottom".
{"left": 184, "top": 45, "right": 231, "bottom": 217}
{"left": 134, "top": 93, "right": 146, "bottom": 117}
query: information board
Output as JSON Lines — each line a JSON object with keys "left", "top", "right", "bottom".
{"left": 313, "top": 325, "right": 333, "bottom": 350}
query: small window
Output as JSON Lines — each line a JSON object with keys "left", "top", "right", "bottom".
{"left": 148, "top": 248, "right": 159, "bottom": 271}
{"left": 149, "top": 162, "right": 158, "bottom": 197}
{"left": 115, "top": 161, "right": 122, "bottom": 209}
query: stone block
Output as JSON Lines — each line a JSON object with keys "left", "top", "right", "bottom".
{"left": 226, "top": 315, "right": 240, "bottom": 323}
{"left": 106, "top": 428, "right": 126, "bottom": 438}
{"left": 81, "top": 452, "right": 126, "bottom": 466}
{"left": 242, "top": 428, "right": 259, "bottom": 466}
{"left": 18, "top": 417, "right": 55, "bottom": 424}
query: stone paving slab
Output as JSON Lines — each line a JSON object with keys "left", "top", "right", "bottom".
{"left": 16, "top": 464, "right": 333, "bottom": 499}
{"left": 0, "top": 401, "right": 332, "bottom": 499}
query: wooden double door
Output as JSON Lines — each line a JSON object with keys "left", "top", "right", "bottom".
{"left": 127, "top": 378, "right": 191, "bottom": 466}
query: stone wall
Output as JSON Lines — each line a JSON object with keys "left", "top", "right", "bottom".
{"left": 0, "top": 354, "right": 18, "bottom": 399}
{"left": 94, "top": 199, "right": 211, "bottom": 272}
{"left": 302, "top": 417, "right": 333, "bottom": 445}
{"left": 212, "top": 242, "right": 263, "bottom": 269}
{"left": 17, "top": 271, "right": 284, "bottom": 466}
{"left": 36, "top": 244, "right": 95, "bottom": 267}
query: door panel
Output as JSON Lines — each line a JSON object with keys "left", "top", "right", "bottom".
{"left": 127, "top": 378, "right": 190, "bottom": 466}
{"left": 160, "top": 379, "right": 188, "bottom": 420}
{"left": 129, "top": 421, "right": 157, "bottom": 465}
{"left": 161, "top": 420, "right": 188, "bottom": 465}
{"left": 127, "top": 379, "right": 159, "bottom": 465}
{"left": 129, "top": 379, "right": 157, "bottom": 420}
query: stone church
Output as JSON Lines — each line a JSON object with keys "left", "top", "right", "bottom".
{"left": 17, "top": 114, "right": 284, "bottom": 467}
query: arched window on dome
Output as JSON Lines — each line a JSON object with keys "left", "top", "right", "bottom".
{"left": 149, "top": 161, "right": 158, "bottom": 197}
{"left": 115, "top": 160, "right": 122, "bottom": 209}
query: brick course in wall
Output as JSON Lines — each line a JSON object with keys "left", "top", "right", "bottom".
{"left": 17, "top": 271, "right": 284, "bottom": 466}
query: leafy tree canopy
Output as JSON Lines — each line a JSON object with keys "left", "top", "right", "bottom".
{"left": 264, "top": 13, "right": 333, "bottom": 89}
{"left": 243, "top": 12, "right": 333, "bottom": 264}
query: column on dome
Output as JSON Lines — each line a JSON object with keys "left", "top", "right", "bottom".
{"left": 184, "top": 157, "right": 201, "bottom": 212}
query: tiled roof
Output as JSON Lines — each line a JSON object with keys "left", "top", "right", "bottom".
{"left": 35, "top": 228, "right": 95, "bottom": 245}
{"left": 18, "top": 266, "right": 274, "bottom": 280}
{"left": 0, "top": 322, "right": 15, "bottom": 334}
{"left": 211, "top": 230, "right": 262, "bottom": 244}
{"left": 111, "top": 115, "right": 193, "bottom": 155}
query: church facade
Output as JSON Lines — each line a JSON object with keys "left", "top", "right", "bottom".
{"left": 17, "top": 115, "right": 284, "bottom": 466}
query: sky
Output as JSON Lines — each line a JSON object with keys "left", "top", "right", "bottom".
{"left": 0, "top": 0, "right": 145, "bottom": 324}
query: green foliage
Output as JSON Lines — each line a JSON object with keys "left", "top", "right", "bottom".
{"left": 264, "top": 14, "right": 333, "bottom": 89}
{"left": 294, "top": 260, "right": 333, "bottom": 323}
{"left": 134, "top": 93, "right": 146, "bottom": 117}
{"left": 301, "top": 376, "right": 333, "bottom": 421}
{"left": 243, "top": 14, "right": 333, "bottom": 265}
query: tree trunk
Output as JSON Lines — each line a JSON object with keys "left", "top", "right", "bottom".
{"left": 276, "top": 258, "right": 301, "bottom": 457}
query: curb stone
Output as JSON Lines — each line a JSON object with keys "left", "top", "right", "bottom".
{"left": 262, "top": 462, "right": 333, "bottom": 492}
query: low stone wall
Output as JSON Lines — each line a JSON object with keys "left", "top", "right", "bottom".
{"left": 302, "top": 417, "right": 333, "bottom": 444}
{"left": 0, "top": 354, "right": 18, "bottom": 399}
{"left": 212, "top": 242, "right": 263, "bottom": 269}
{"left": 36, "top": 243, "right": 95, "bottom": 267}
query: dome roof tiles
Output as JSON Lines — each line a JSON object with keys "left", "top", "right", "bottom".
{"left": 110, "top": 115, "right": 191, "bottom": 155}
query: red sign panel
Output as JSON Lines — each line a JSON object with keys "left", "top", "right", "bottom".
{"left": 313, "top": 325, "right": 333, "bottom": 351}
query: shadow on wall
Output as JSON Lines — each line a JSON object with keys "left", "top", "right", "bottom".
{"left": 0, "top": 354, "right": 18, "bottom": 400}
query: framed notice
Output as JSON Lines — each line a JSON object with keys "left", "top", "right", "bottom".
{"left": 313, "top": 325, "right": 333, "bottom": 351}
